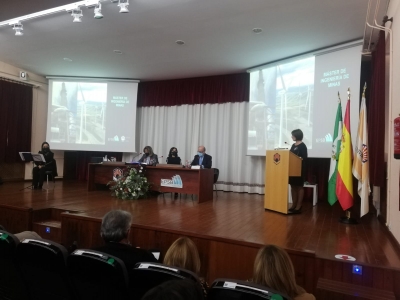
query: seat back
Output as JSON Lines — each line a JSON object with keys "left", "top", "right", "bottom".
{"left": 208, "top": 278, "right": 291, "bottom": 300}
{"left": 15, "top": 238, "right": 74, "bottom": 300}
{"left": 0, "top": 230, "right": 29, "bottom": 300}
{"left": 213, "top": 168, "right": 220, "bottom": 184}
{"left": 67, "top": 249, "right": 130, "bottom": 300}
{"left": 130, "top": 262, "right": 200, "bottom": 299}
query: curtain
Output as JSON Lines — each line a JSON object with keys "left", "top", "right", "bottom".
{"left": 368, "top": 31, "right": 386, "bottom": 187}
{"left": 0, "top": 80, "right": 32, "bottom": 163}
{"left": 136, "top": 102, "right": 327, "bottom": 195}
{"left": 138, "top": 73, "right": 249, "bottom": 107}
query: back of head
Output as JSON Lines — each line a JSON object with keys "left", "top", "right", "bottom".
{"left": 253, "top": 245, "right": 303, "bottom": 298}
{"left": 100, "top": 210, "right": 132, "bottom": 243}
{"left": 141, "top": 279, "right": 204, "bottom": 300}
{"left": 163, "top": 237, "right": 201, "bottom": 275}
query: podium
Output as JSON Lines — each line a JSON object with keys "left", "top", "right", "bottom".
{"left": 264, "top": 150, "right": 302, "bottom": 214}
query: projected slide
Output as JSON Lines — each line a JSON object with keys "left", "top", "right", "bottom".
{"left": 247, "top": 44, "right": 362, "bottom": 158}
{"left": 248, "top": 57, "right": 314, "bottom": 155}
{"left": 47, "top": 79, "right": 138, "bottom": 152}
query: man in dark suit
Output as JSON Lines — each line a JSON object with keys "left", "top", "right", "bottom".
{"left": 191, "top": 146, "right": 212, "bottom": 169}
{"left": 94, "top": 210, "right": 157, "bottom": 271}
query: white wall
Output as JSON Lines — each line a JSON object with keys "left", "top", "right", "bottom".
{"left": 0, "top": 61, "right": 64, "bottom": 178}
{"left": 386, "top": 0, "right": 400, "bottom": 244}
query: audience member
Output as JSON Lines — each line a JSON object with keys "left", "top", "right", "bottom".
{"left": 164, "top": 237, "right": 209, "bottom": 297}
{"left": 191, "top": 146, "right": 212, "bottom": 169}
{"left": 94, "top": 210, "right": 157, "bottom": 270}
{"left": 141, "top": 279, "right": 204, "bottom": 300}
{"left": 253, "top": 245, "right": 315, "bottom": 300}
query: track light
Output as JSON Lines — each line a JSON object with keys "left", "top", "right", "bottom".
{"left": 94, "top": 3, "right": 103, "bottom": 19}
{"left": 71, "top": 8, "right": 83, "bottom": 22}
{"left": 12, "top": 22, "right": 23, "bottom": 36}
{"left": 118, "top": 0, "right": 129, "bottom": 13}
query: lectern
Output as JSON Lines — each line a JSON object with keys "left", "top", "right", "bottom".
{"left": 264, "top": 150, "right": 302, "bottom": 214}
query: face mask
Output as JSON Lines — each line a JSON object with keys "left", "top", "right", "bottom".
{"left": 43, "top": 148, "right": 49, "bottom": 152}
{"left": 172, "top": 151, "right": 177, "bottom": 155}
{"left": 198, "top": 152, "right": 204, "bottom": 157}
{"left": 145, "top": 153, "right": 149, "bottom": 157}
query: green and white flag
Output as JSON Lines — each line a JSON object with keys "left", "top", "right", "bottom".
{"left": 328, "top": 101, "right": 343, "bottom": 206}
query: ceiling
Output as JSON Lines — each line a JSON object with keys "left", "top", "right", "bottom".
{"left": 0, "top": 0, "right": 388, "bottom": 81}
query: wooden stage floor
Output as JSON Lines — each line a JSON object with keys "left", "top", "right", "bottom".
{"left": 1, "top": 180, "right": 399, "bottom": 270}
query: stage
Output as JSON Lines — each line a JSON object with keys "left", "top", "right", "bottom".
{"left": 0, "top": 180, "right": 400, "bottom": 297}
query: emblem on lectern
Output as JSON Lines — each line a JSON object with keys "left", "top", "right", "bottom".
{"left": 273, "top": 153, "right": 280, "bottom": 165}
{"left": 113, "top": 168, "right": 123, "bottom": 181}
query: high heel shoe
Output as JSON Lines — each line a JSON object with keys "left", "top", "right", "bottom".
{"left": 293, "top": 206, "right": 302, "bottom": 214}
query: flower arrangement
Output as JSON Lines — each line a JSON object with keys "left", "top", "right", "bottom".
{"left": 108, "top": 166, "right": 150, "bottom": 200}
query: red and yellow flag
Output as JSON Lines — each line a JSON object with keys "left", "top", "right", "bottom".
{"left": 336, "top": 97, "right": 353, "bottom": 211}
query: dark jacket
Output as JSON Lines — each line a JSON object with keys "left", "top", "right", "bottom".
{"left": 138, "top": 154, "right": 159, "bottom": 166}
{"left": 191, "top": 153, "right": 212, "bottom": 169}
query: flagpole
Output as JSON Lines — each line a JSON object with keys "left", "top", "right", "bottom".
{"left": 339, "top": 87, "right": 358, "bottom": 225}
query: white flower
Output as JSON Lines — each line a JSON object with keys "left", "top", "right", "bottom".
{"left": 120, "top": 188, "right": 122, "bottom": 190}
{"left": 128, "top": 189, "right": 131, "bottom": 192}
{"left": 140, "top": 167, "right": 143, "bottom": 170}
{"left": 144, "top": 178, "right": 147, "bottom": 182}
{"left": 139, "top": 170, "right": 142, "bottom": 173}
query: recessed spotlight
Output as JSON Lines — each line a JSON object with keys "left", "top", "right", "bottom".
{"left": 71, "top": 8, "right": 83, "bottom": 22}
{"left": 118, "top": 0, "right": 129, "bottom": 13}
{"left": 113, "top": 50, "right": 123, "bottom": 54}
{"left": 176, "top": 40, "right": 185, "bottom": 45}
{"left": 252, "top": 28, "right": 263, "bottom": 34}
{"left": 12, "top": 22, "right": 23, "bottom": 36}
{"left": 63, "top": 58, "right": 73, "bottom": 62}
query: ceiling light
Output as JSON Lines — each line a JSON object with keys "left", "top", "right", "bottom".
{"left": 63, "top": 57, "right": 73, "bottom": 62}
{"left": 113, "top": 50, "right": 123, "bottom": 54}
{"left": 118, "top": 0, "right": 129, "bottom": 13}
{"left": 12, "top": 22, "right": 23, "bottom": 36}
{"left": 176, "top": 40, "right": 185, "bottom": 45}
{"left": 71, "top": 8, "right": 83, "bottom": 22}
{"left": 252, "top": 28, "right": 263, "bottom": 34}
{"left": 94, "top": 3, "right": 103, "bottom": 19}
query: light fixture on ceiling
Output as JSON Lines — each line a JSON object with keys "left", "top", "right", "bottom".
{"left": 12, "top": 22, "right": 23, "bottom": 36}
{"left": 113, "top": 50, "right": 123, "bottom": 54}
{"left": 118, "top": 0, "right": 129, "bottom": 13}
{"left": 176, "top": 40, "right": 185, "bottom": 45}
{"left": 252, "top": 28, "right": 263, "bottom": 34}
{"left": 71, "top": 8, "right": 83, "bottom": 22}
{"left": 94, "top": 2, "right": 103, "bottom": 19}
{"left": 63, "top": 57, "right": 73, "bottom": 62}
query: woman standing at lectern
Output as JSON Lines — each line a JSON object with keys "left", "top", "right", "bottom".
{"left": 32, "top": 142, "right": 55, "bottom": 190}
{"left": 288, "top": 129, "right": 307, "bottom": 214}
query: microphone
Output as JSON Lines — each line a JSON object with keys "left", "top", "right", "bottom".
{"left": 131, "top": 152, "right": 142, "bottom": 162}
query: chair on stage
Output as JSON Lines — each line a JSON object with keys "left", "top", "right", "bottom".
{"left": 0, "top": 230, "right": 29, "bottom": 300}
{"left": 15, "top": 238, "right": 75, "bottom": 300}
{"left": 44, "top": 158, "right": 58, "bottom": 190}
{"left": 208, "top": 278, "right": 290, "bottom": 300}
{"left": 67, "top": 249, "right": 130, "bottom": 300}
{"left": 130, "top": 262, "right": 201, "bottom": 299}
{"left": 213, "top": 168, "right": 219, "bottom": 197}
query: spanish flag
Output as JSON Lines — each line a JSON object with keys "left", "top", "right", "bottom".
{"left": 336, "top": 97, "right": 353, "bottom": 211}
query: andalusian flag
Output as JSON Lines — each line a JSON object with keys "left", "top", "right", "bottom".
{"left": 327, "top": 100, "right": 342, "bottom": 206}
{"left": 336, "top": 97, "right": 353, "bottom": 211}
{"left": 352, "top": 90, "right": 370, "bottom": 217}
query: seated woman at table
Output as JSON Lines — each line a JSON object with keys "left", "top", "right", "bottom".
{"left": 166, "top": 147, "right": 181, "bottom": 165}
{"left": 138, "top": 146, "right": 159, "bottom": 166}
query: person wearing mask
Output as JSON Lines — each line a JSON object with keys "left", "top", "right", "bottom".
{"left": 138, "top": 146, "right": 159, "bottom": 166}
{"left": 32, "top": 142, "right": 56, "bottom": 190}
{"left": 288, "top": 129, "right": 308, "bottom": 214}
{"left": 190, "top": 146, "right": 212, "bottom": 169}
{"left": 166, "top": 147, "right": 181, "bottom": 165}
{"left": 253, "top": 245, "right": 315, "bottom": 300}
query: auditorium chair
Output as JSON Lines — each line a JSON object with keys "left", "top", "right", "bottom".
{"left": 130, "top": 262, "right": 201, "bottom": 299}
{"left": 67, "top": 249, "right": 130, "bottom": 300}
{"left": 208, "top": 278, "right": 290, "bottom": 300}
{"left": 0, "top": 230, "right": 29, "bottom": 300}
{"left": 15, "top": 238, "right": 75, "bottom": 300}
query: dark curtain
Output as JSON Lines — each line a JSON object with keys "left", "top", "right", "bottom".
{"left": 304, "top": 158, "right": 330, "bottom": 201}
{"left": 138, "top": 73, "right": 249, "bottom": 107}
{"left": 0, "top": 80, "right": 32, "bottom": 163}
{"left": 368, "top": 31, "right": 386, "bottom": 187}
{"left": 76, "top": 151, "right": 123, "bottom": 180}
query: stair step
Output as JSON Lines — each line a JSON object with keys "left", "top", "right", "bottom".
{"left": 33, "top": 220, "right": 61, "bottom": 228}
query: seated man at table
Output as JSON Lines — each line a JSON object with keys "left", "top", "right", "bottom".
{"left": 94, "top": 210, "right": 157, "bottom": 270}
{"left": 191, "top": 146, "right": 212, "bottom": 169}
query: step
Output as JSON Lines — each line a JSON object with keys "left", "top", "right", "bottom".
{"left": 32, "top": 220, "right": 61, "bottom": 244}
{"left": 316, "top": 278, "right": 395, "bottom": 300}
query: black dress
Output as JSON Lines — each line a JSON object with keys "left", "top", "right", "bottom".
{"left": 166, "top": 156, "right": 181, "bottom": 165}
{"left": 288, "top": 142, "right": 308, "bottom": 187}
{"left": 32, "top": 150, "right": 55, "bottom": 188}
